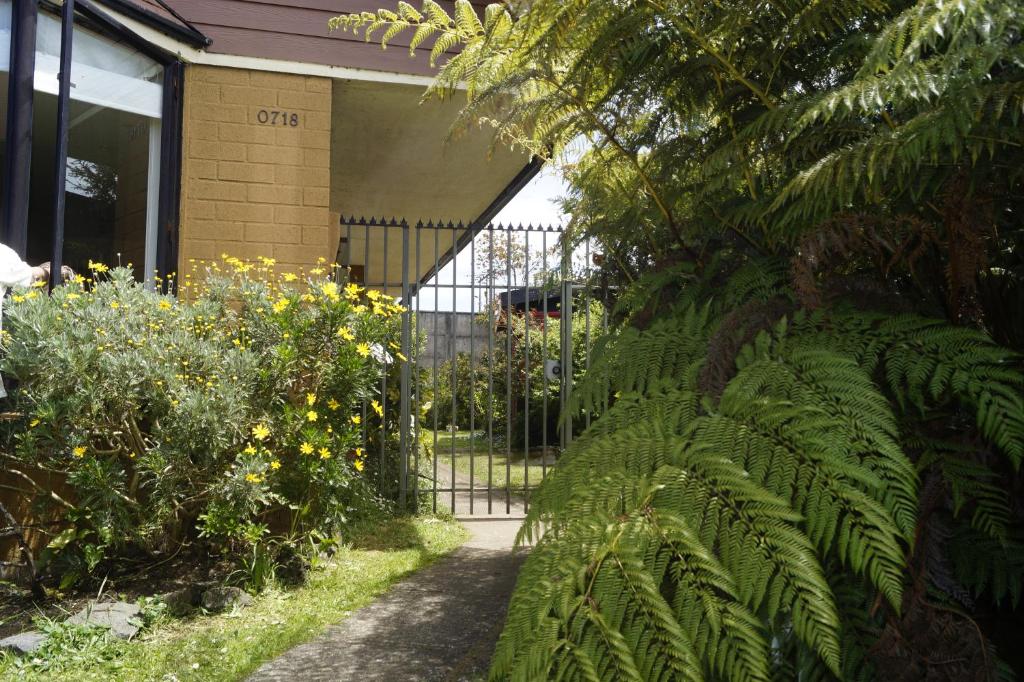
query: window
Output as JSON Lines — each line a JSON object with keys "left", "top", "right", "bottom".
{"left": 0, "top": 1, "right": 13, "bottom": 219}
{"left": 0, "top": 2, "right": 180, "bottom": 284}
{"left": 27, "top": 8, "right": 163, "bottom": 281}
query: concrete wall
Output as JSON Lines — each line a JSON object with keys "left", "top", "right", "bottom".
{"left": 178, "top": 65, "right": 336, "bottom": 273}
{"left": 417, "top": 311, "right": 490, "bottom": 365}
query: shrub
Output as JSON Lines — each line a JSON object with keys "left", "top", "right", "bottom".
{"left": 0, "top": 257, "right": 403, "bottom": 586}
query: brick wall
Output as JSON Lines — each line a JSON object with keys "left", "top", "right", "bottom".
{"left": 178, "top": 65, "right": 335, "bottom": 274}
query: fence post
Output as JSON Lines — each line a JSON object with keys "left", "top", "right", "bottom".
{"left": 399, "top": 220, "right": 412, "bottom": 512}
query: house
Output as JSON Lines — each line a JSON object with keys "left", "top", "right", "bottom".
{"left": 0, "top": 0, "right": 537, "bottom": 287}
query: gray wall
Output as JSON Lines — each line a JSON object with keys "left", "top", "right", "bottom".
{"left": 416, "top": 312, "right": 490, "bottom": 365}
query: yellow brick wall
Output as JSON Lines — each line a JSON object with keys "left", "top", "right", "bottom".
{"left": 178, "top": 65, "right": 335, "bottom": 274}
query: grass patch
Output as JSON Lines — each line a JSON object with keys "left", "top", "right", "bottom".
{"left": 0, "top": 516, "right": 467, "bottom": 682}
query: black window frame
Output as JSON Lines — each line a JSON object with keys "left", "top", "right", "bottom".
{"left": 0, "top": 0, "right": 184, "bottom": 283}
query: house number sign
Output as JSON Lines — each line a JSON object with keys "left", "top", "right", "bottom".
{"left": 256, "top": 109, "right": 301, "bottom": 127}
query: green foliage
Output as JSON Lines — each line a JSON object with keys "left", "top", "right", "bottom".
{"left": 502, "top": 285, "right": 1022, "bottom": 680}
{"left": 0, "top": 260, "right": 402, "bottom": 585}
{"left": 334, "top": 0, "right": 1024, "bottom": 677}
{"left": 0, "top": 517, "right": 468, "bottom": 682}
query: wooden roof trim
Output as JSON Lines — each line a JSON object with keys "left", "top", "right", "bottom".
{"left": 93, "top": 0, "right": 210, "bottom": 46}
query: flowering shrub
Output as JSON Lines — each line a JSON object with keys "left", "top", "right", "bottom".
{"left": 0, "top": 256, "right": 403, "bottom": 585}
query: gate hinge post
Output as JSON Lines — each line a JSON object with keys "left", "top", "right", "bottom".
{"left": 398, "top": 220, "right": 412, "bottom": 512}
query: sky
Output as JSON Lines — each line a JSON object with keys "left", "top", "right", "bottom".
{"left": 493, "top": 165, "right": 571, "bottom": 227}
{"left": 412, "top": 165, "right": 573, "bottom": 313}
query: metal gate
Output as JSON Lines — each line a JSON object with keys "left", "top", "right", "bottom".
{"left": 339, "top": 217, "right": 607, "bottom": 516}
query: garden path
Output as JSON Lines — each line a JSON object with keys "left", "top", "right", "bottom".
{"left": 248, "top": 463, "right": 528, "bottom": 681}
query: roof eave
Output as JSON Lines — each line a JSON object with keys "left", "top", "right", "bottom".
{"left": 92, "top": 0, "right": 210, "bottom": 48}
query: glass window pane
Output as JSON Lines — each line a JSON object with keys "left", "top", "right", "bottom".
{"left": 26, "top": 10, "right": 163, "bottom": 281}
{"left": 0, "top": 0, "right": 12, "bottom": 223}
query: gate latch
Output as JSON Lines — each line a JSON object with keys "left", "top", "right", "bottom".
{"left": 545, "top": 360, "right": 562, "bottom": 381}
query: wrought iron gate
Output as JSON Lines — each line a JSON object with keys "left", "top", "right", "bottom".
{"left": 339, "top": 217, "right": 607, "bottom": 516}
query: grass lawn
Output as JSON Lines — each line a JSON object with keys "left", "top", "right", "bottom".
{"left": 0, "top": 516, "right": 467, "bottom": 682}
{"left": 424, "top": 430, "right": 553, "bottom": 494}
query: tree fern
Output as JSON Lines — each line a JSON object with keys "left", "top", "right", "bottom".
{"left": 499, "top": 296, "right": 1020, "bottom": 679}
{"left": 331, "top": 0, "right": 1024, "bottom": 676}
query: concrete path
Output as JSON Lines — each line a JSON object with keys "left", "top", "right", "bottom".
{"left": 248, "top": 463, "right": 528, "bottom": 682}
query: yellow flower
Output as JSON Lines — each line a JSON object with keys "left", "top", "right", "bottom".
{"left": 272, "top": 298, "right": 290, "bottom": 313}
{"left": 11, "top": 295, "right": 24, "bottom": 303}
{"left": 259, "top": 256, "right": 277, "bottom": 267}
{"left": 355, "top": 447, "right": 363, "bottom": 458}
{"left": 306, "top": 393, "right": 316, "bottom": 406}
{"left": 318, "top": 447, "right": 331, "bottom": 460}
{"left": 299, "top": 442, "right": 314, "bottom": 455}
{"left": 344, "top": 283, "right": 362, "bottom": 300}
{"left": 110, "top": 301, "right": 120, "bottom": 310}
{"left": 306, "top": 410, "right": 318, "bottom": 422}
{"left": 396, "top": 352, "right": 408, "bottom": 362}
{"left": 336, "top": 326, "right": 355, "bottom": 341}
{"left": 371, "top": 400, "right": 384, "bottom": 417}
{"left": 244, "top": 444, "right": 258, "bottom": 455}
{"left": 282, "top": 272, "right": 298, "bottom": 282}
{"left": 309, "top": 267, "right": 325, "bottom": 276}
{"left": 29, "top": 419, "right": 40, "bottom": 428}
{"left": 327, "top": 398, "right": 340, "bottom": 411}
{"left": 72, "top": 446, "right": 86, "bottom": 458}
{"left": 301, "top": 293, "right": 316, "bottom": 303}
{"left": 73, "top": 273, "right": 86, "bottom": 284}
{"left": 321, "top": 282, "right": 340, "bottom": 300}
{"left": 88, "top": 260, "right": 109, "bottom": 273}
{"left": 353, "top": 459, "right": 365, "bottom": 472}
{"left": 159, "top": 300, "right": 172, "bottom": 310}
{"left": 366, "top": 289, "right": 381, "bottom": 301}
{"left": 351, "top": 415, "right": 361, "bottom": 425}
{"left": 66, "top": 293, "right": 80, "bottom": 301}
{"left": 245, "top": 473, "right": 263, "bottom": 484}
{"left": 270, "top": 460, "right": 282, "bottom": 470}
{"left": 31, "top": 280, "right": 46, "bottom": 289}
{"left": 356, "top": 343, "right": 371, "bottom": 358}
{"left": 252, "top": 424, "right": 271, "bottom": 441}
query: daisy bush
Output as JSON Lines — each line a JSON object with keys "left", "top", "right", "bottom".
{"left": 0, "top": 256, "right": 403, "bottom": 585}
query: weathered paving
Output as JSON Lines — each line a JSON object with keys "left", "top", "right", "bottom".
{"left": 248, "top": 464, "right": 528, "bottom": 682}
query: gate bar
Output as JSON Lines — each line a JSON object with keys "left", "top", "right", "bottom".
{"left": 541, "top": 228, "right": 549, "bottom": 481}
{"left": 487, "top": 224, "right": 496, "bottom": 514}
{"left": 398, "top": 220, "right": 411, "bottom": 511}
{"left": 505, "top": 226, "right": 513, "bottom": 514}
{"left": 523, "top": 230, "right": 531, "bottom": 511}
{"left": 450, "top": 223, "right": 457, "bottom": 514}
{"left": 468, "top": 230, "right": 476, "bottom": 514}
{"left": 561, "top": 250, "right": 574, "bottom": 448}
{"left": 431, "top": 225, "right": 440, "bottom": 512}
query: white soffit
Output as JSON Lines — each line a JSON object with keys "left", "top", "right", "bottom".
{"left": 330, "top": 79, "right": 529, "bottom": 290}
